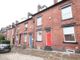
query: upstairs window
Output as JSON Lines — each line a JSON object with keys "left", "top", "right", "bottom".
{"left": 25, "top": 23, "right": 28, "bottom": 28}
{"left": 37, "top": 16, "right": 42, "bottom": 26}
{"left": 63, "top": 26, "right": 76, "bottom": 42}
{"left": 61, "top": 6, "right": 73, "bottom": 20}
{"left": 24, "top": 23, "right": 28, "bottom": 30}
{"left": 57, "top": 0, "right": 62, "bottom": 2}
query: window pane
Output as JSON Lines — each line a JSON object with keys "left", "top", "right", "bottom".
{"left": 61, "top": 6, "right": 72, "bottom": 19}
{"left": 65, "top": 34, "right": 75, "bottom": 41}
{"left": 24, "top": 24, "right": 28, "bottom": 31}
{"left": 24, "top": 34, "right": 27, "bottom": 42}
{"left": 16, "top": 35, "right": 19, "bottom": 41}
{"left": 58, "top": 0, "right": 62, "bottom": 2}
{"left": 25, "top": 24, "right": 28, "bottom": 28}
{"left": 37, "top": 17, "right": 42, "bottom": 26}
{"left": 63, "top": 27, "right": 76, "bottom": 42}
{"left": 63, "top": 27, "right": 74, "bottom": 34}
{"left": 37, "top": 31, "right": 42, "bottom": 41}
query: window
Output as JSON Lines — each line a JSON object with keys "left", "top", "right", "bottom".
{"left": 17, "top": 27, "right": 19, "bottom": 33}
{"left": 63, "top": 27, "right": 76, "bottom": 42}
{"left": 37, "top": 16, "right": 42, "bottom": 26}
{"left": 37, "top": 31, "right": 42, "bottom": 41}
{"left": 57, "top": 0, "right": 62, "bottom": 2}
{"left": 61, "top": 6, "right": 73, "bottom": 20}
{"left": 25, "top": 23, "right": 28, "bottom": 28}
{"left": 24, "top": 23, "right": 28, "bottom": 30}
{"left": 24, "top": 34, "right": 27, "bottom": 42}
{"left": 12, "top": 29, "right": 14, "bottom": 36}
{"left": 16, "top": 35, "right": 19, "bottom": 41}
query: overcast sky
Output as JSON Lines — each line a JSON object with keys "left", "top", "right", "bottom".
{"left": 0, "top": 0, "right": 53, "bottom": 29}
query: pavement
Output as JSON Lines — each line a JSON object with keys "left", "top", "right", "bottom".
{"left": 0, "top": 47, "right": 80, "bottom": 60}
{"left": 12, "top": 47, "right": 80, "bottom": 60}
{"left": 0, "top": 52, "right": 44, "bottom": 60}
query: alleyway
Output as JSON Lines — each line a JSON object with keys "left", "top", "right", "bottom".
{"left": 0, "top": 52, "right": 44, "bottom": 60}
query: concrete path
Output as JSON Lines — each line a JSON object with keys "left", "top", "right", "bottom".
{"left": 0, "top": 53, "right": 44, "bottom": 60}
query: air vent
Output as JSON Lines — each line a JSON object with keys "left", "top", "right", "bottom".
{"left": 66, "top": 49, "right": 75, "bottom": 54}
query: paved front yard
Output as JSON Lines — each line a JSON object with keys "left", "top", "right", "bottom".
{"left": 0, "top": 52, "right": 44, "bottom": 60}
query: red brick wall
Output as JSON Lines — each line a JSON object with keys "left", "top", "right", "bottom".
{"left": 63, "top": 0, "right": 80, "bottom": 49}
{"left": 16, "top": 23, "right": 25, "bottom": 45}
{"left": 33, "top": 0, "right": 80, "bottom": 50}
{"left": 4, "top": 0, "right": 80, "bottom": 51}
{"left": 52, "top": 0, "right": 80, "bottom": 50}
{"left": 17, "top": 19, "right": 35, "bottom": 48}
{"left": 6, "top": 28, "right": 15, "bottom": 45}
{"left": 26, "top": 19, "right": 34, "bottom": 48}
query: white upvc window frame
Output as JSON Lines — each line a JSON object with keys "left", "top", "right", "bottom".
{"left": 61, "top": 5, "right": 73, "bottom": 20}
{"left": 37, "top": 31, "right": 42, "bottom": 41}
{"left": 25, "top": 23, "right": 28, "bottom": 28}
{"left": 24, "top": 33, "right": 27, "bottom": 42}
{"left": 37, "top": 16, "right": 42, "bottom": 26}
{"left": 57, "top": 0, "right": 62, "bottom": 2}
{"left": 16, "top": 35, "right": 19, "bottom": 41}
{"left": 63, "top": 26, "right": 76, "bottom": 42}
{"left": 24, "top": 23, "right": 28, "bottom": 31}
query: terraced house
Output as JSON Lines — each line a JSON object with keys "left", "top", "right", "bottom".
{"left": 1, "top": 0, "right": 80, "bottom": 52}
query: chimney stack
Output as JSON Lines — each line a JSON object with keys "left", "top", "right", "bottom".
{"left": 27, "top": 12, "right": 33, "bottom": 18}
{"left": 15, "top": 20, "right": 19, "bottom": 24}
{"left": 37, "top": 4, "right": 47, "bottom": 12}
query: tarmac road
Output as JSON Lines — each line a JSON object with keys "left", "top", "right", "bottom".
{"left": 0, "top": 52, "right": 44, "bottom": 60}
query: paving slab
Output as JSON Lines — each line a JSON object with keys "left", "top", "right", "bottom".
{"left": 0, "top": 53, "right": 44, "bottom": 60}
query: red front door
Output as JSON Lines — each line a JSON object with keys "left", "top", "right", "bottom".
{"left": 46, "top": 32, "right": 52, "bottom": 46}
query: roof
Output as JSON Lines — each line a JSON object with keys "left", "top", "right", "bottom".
{"left": 33, "top": 0, "right": 68, "bottom": 16}
{"left": 16, "top": 17, "right": 32, "bottom": 25}
{"left": 17, "top": 0, "right": 68, "bottom": 25}
{"left": 7, "top": 0, "right": 68, "bottom": 28}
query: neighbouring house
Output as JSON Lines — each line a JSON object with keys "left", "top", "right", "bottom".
{"left": 0, "top": 26, "right": 15, "bottom": 46}
{"left": 1, "top": 0, "right": 80, "bottom": 52}
{"left": 13, "top": 18, "right": 34, "bottom": 48}
{"left": 6, "top": 26, "right": 14, "bottom": 45}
